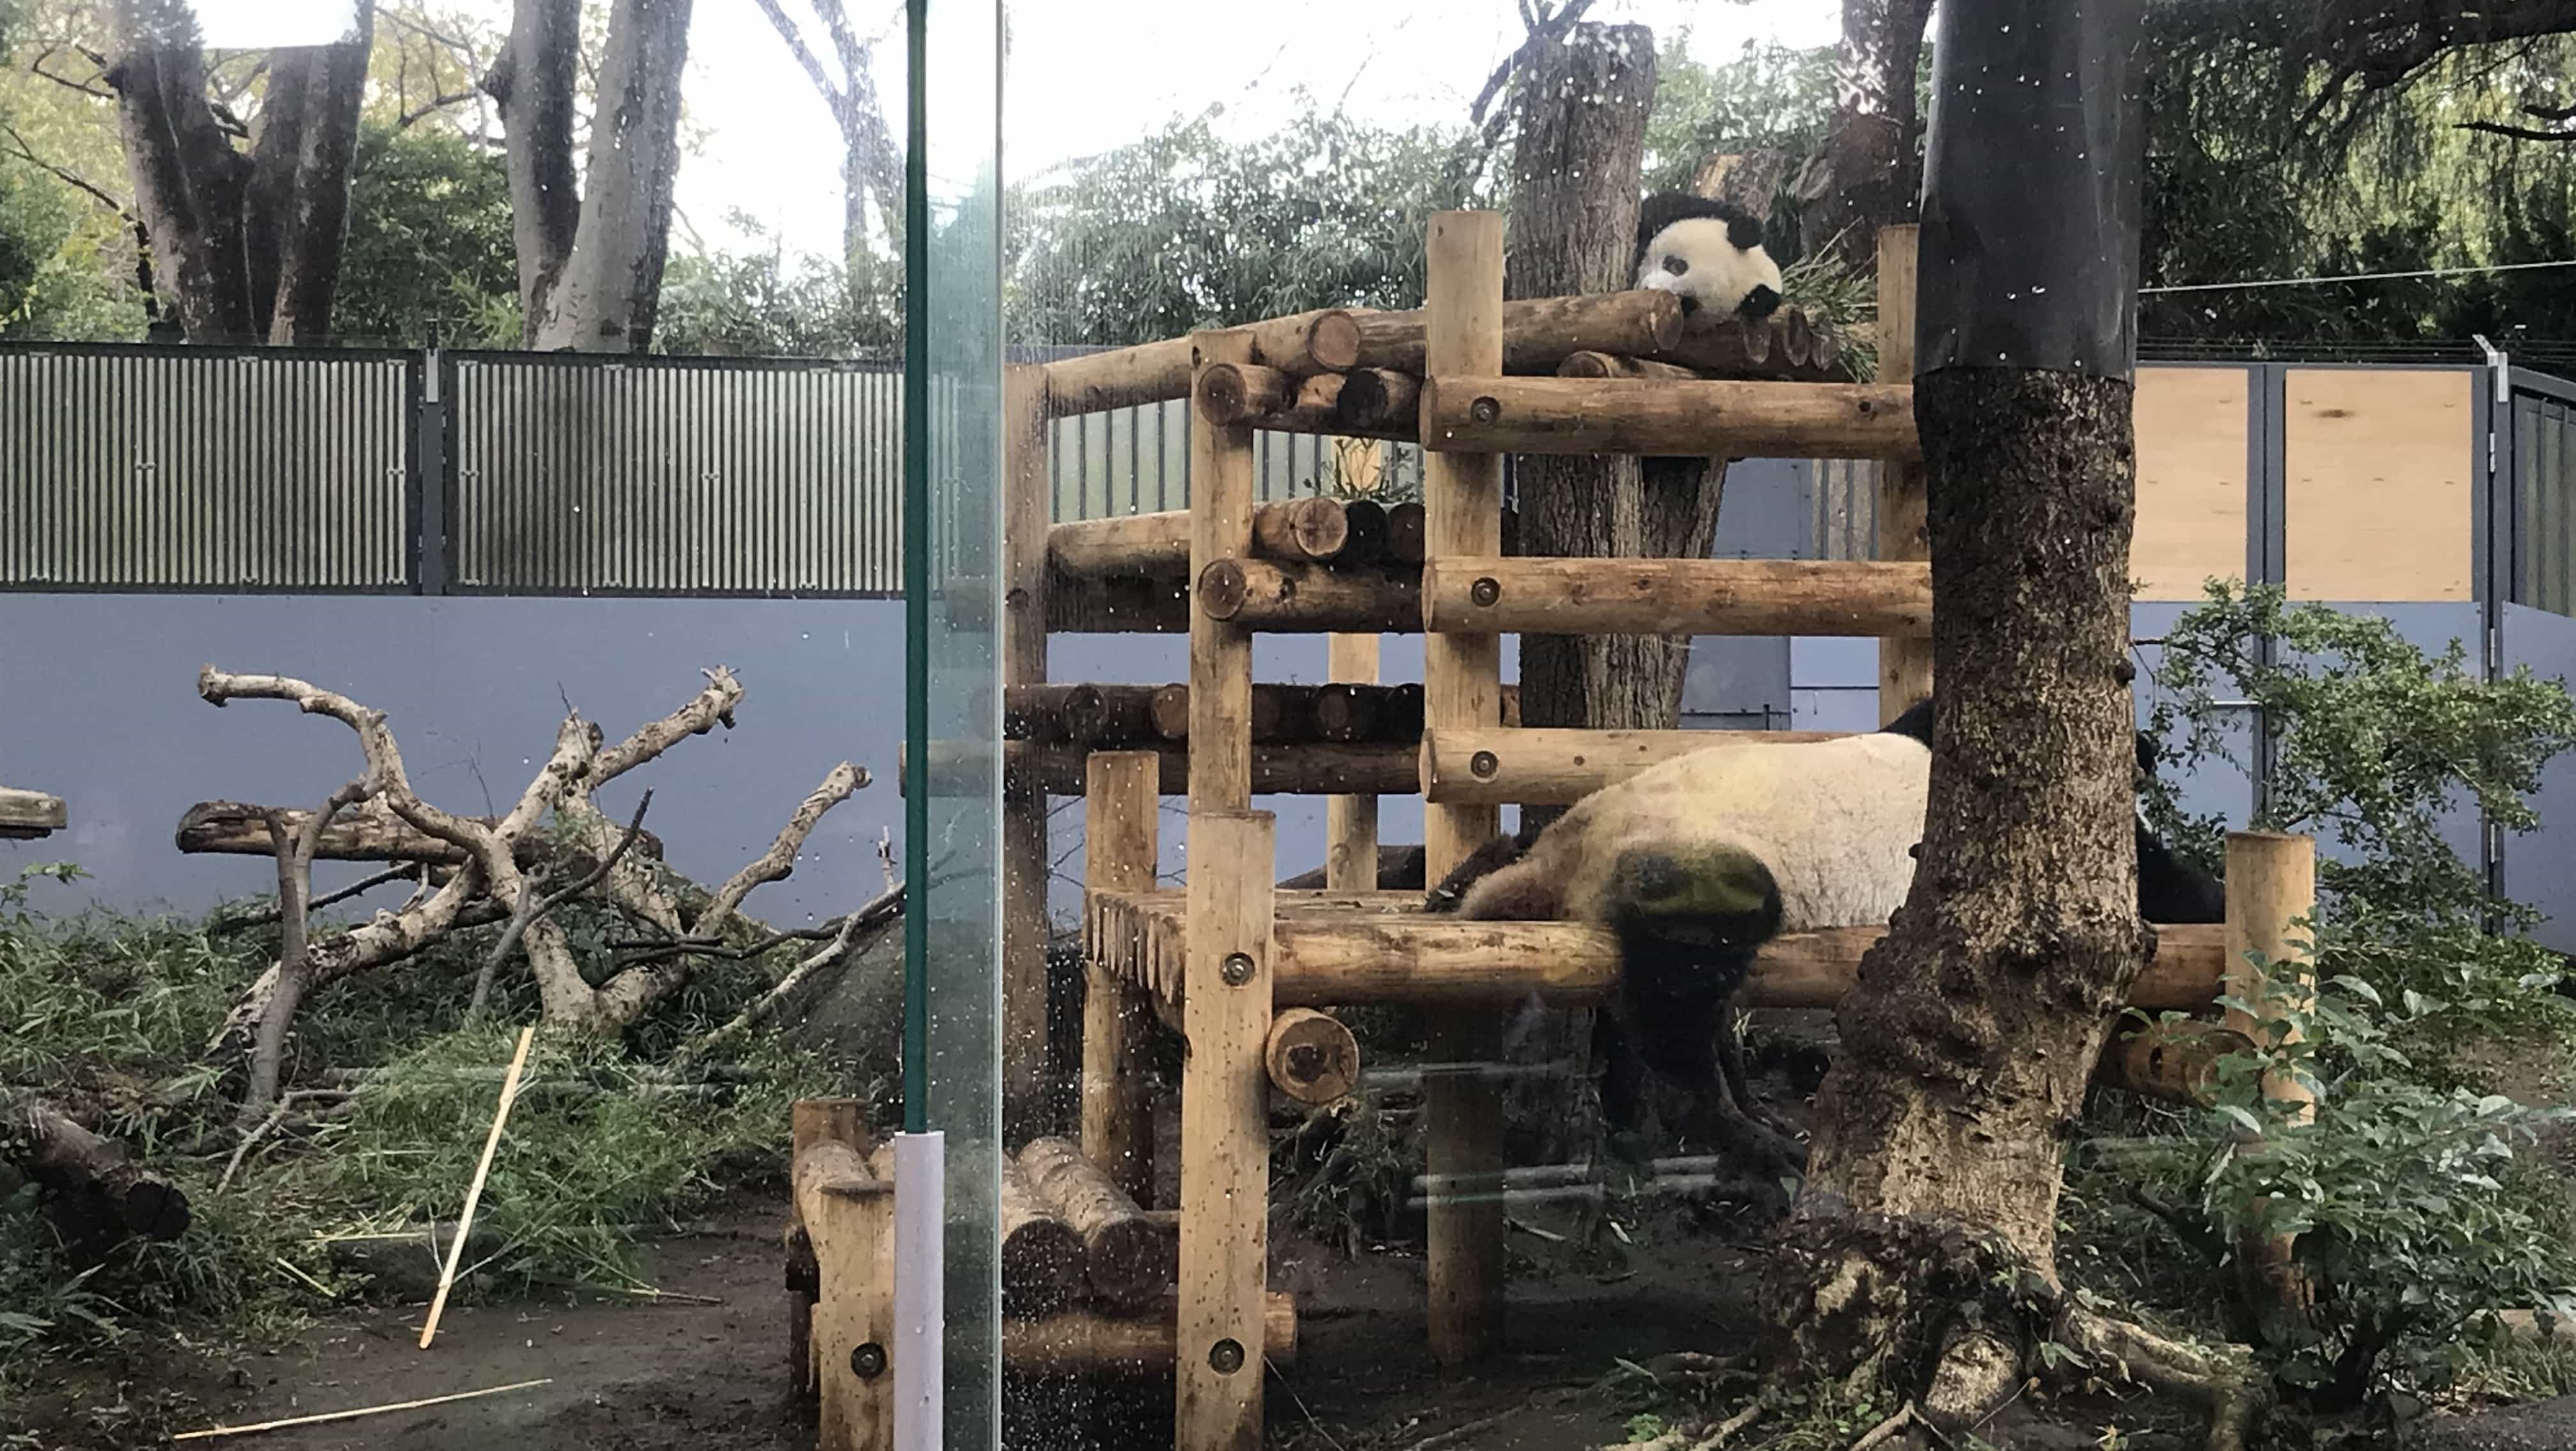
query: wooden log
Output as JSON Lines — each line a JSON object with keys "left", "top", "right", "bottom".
{"left": 1264, "top": 1008, "right": 1360, "bottom": 1104}
{"left": 1195, "top": 361, "right": 1300, "bottom": 425}
{"left": 1051, "top": 499, "right": 1375, "bottom": 580}
{"left": 2224, "top": 830, "right": 2319, "bottom": 1121}
{"left": 1876, "top": 225, "right": 1933, "bottom": 723}
{"left": 1419, "top": 726, "right": 1845, "bottom": 805}
{"left": 1326, "top": 635, "right": 1381, "bottom": 891}
{"left": 1556, "top": 351, "right": 1700, "bottom": 381}
{"left": 1264, "top": 919, "right": 2230, "bottom": 1011}
{"left": 1019, "top": 1136, "right": 1175, "bottom": 1313}
{"left": 1005, "top": 684, "right": 1162, "bottom": 746}
{"left": 1047, "top": 573, "right": 1192, "bottom": 634}
{"left": 1419, "top": 208, "right": 1509, "bottom": 1371}
{"left": 1000, "top": 1150, "right": 1087, "bottom": 1315}
{"left": 1149, "top": 683, "right": 1308, "bottom": 745}
{"left": 0, "top": 786, "right": 65, "bottom": 840}
{"left": 1196, "top": 559, "right": 1422, "bottom": 633}
{"left": 2102, "top": 1017, "right": 2254, "bottom": 1107}
{"left": 1334, "top": 369, "right": 1422, "bottom": 434}
{"left": 4, "top": 1096, "right": 191, "bottom": 1248}
{"left": 1190, "top": 329, "right": 1261, "bottom": 813}
{"left": 1042, "top": 310, "right": 1363, "bottom": 415}
{"left": 1423, "top": 557, "right": 1934, "bottom": 638}
{"left": 1337, "top": 498, "right": 1392, "bottom": 563}
{"left": 1083, "top": 752, "right": 1161, "bottom": 1207}
{"left": 1004, "top": 362, "right": 1056, "bottom": 1142}
{"left": 904, "top": 740, "right": 1422, "bottom": 798}
{"left": 1385, "top": 501, "right": 1425, "bottom": 564}
{"left": 1418, "top": 375, "right": 1920, "bottom": 461}
{"left": 1177, "top": 811, "right": 1276, "bottom": 1448}
{"left": 1644, "top": 307, "right": 1847, "bottom": 382}
{"left": 1350, "top": 289, "right": 1682, "bottom": 375}
{"left": 1005, "top": 1294, "right": 1297, "bottom": 1376}
{"left": 174, "top": 800, "right": 665, "bottom": 867}
{"left": 1248, "top": 496, "right": 1353, "bottom": 563}
{"left": 1139, "top": 681, "right": 1497, "bottom": 747}
{"left": 800, "top": 1132, "right": 894, "bottom": 1451}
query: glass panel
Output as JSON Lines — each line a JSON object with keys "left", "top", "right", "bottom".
{"left": 909, "top": 0, "right": 1004, "bottom": 1446}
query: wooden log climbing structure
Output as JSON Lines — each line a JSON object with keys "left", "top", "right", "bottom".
{"left": 837, "top": 211, "right": 2246, "bottom": 1451}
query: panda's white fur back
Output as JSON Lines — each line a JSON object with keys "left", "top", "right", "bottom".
{"left": 1456, "top": 731, "right": 1929, "bottom": 933}
{"left": 1635, "top": 215, "right": 1785, "bottom": 321}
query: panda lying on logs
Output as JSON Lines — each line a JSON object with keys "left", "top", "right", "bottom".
{"left": 1425, "top": 700, "right": 2225, "bottom": 1177}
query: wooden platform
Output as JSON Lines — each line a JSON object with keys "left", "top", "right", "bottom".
{"left": 0, "top": 787, "right": 66, "bottom": 841}
{"left": 1086, "top": 888, "right": 2229, "bottom": 1014}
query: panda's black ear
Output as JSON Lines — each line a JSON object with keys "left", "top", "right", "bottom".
{"left": 1739, "top": 285, "right": 1781, "bottom": 321}
{"left": 1725, "top": 213, "right": 1765, "bottom": 252}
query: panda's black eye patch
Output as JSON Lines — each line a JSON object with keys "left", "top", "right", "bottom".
{"left": 1660, "top": 255, "right": 1689, "bottom": 276}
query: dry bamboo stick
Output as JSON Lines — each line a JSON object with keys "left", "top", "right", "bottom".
{"left": 172, "top": 1379, "right": 556, "bottom": 1441}
{"left": 418, "top": 1025, "right": 536, "bottom": 1349}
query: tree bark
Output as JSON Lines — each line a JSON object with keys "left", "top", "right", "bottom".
{"left": 107, "top": 0, "right": 374, "bottom": 344}
{"left": 484, "top": 0, "right": 583, "bottom": 332}
{"left": 1760, "top": 367, "right": 2150, "bottom": 1417}
{"left": 5, "top": 1097, "right": 191, "bottom": 1258}
{"left": 1499, "top": 21, "right": 1671, "bottom": 1166}
{"left": 1795, "top": 0, "right": 1935, "bottom": 269}
{"left": 1756, "top": 5, "right": 2165, "bottom": 1428}
{"left": 521, "top": 0, "right": 696, "bottom": 350}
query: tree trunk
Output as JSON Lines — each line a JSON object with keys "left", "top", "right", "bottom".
{"left": 108, "top": 0, "right": 373, "bottom": 344}
{"left": 1760, "top": 2, "right": 2156, "bottom": 1432}
{"left": 523, "top": 0, "right": 696, "bottom": 351}
{"left": 1499, "top": 21, "right": 1667, "bottom": 1165}
{"left": 1795, "top": 0, "right": 1935, "bottom": 269}
{"left": 485, "top": 0, "right": 584, "bottom": 333}
{"left": 5, "top": 1097, "right": 191, "bottom": 1258}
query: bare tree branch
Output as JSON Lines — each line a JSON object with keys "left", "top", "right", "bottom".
{"left": 468, "top": 788, "right": 655, "bottom": 1019}
{"left": 2458, "top": 117, "right": 2576, "bottom": 139}
{"left": 0, "top": 122, "right": 130, "bottom": 217}
{"left": 674, "top": 880, "right": 903, "bottom": 1064}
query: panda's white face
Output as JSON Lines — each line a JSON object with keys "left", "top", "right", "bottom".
{"left": 1635, "top": 216, "right": 1785, "bottom": 322}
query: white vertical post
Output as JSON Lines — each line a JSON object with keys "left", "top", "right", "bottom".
{"left": 892, "top": 1131, "right": 945, "bottom": 1451}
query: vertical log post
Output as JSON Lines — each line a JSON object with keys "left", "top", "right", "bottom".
{"left": 1325, "top": 634, "right": 1381, "bottom": 891}
{"left": 2222, "top": 829, "right": 2319, "bottom": 1345}
{"left": 795, "top": 1100, "right": 895, "bottom": 1451}
{"left": 1175, "top": 813, "right": 1276, "bottom": 1451}
{"left": 1419, "top": 210, "right": 1509, "bottom": 1367}
{"left": 1003, "top": 363, "right": 1056, "bottom": 1140}
{"left": 1083, "top": 751, "right": 1161, "bottom": 1206}
{"left": 1875, "top": 224, "right": 1934, "bottom": 723}
{"left": 1178, "top": 328, "right": 1269, "bottom": 1451}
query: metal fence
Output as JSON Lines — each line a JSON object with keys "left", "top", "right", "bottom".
{"left": 0, "top": 343, "right": 1430, "bottom": 596}
{"left": 0, "top": 343, "right": 413, "bottom": 591}
{"left": 2512, "top": 369, "right": 2576, "bottom": 617}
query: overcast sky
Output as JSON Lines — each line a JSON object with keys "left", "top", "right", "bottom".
{"left": 194, "top": 0, "right": 1837, "bottom": 260}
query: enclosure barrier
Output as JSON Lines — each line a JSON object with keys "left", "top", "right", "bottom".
{"left": 843, "top": 212, "right": 2246, "bottom": 1451}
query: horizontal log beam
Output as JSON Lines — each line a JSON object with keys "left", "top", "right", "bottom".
{"left": 175, "top": 801, "right": 667, "bottom": 866}
{"left": 1046, "top": 574, "right": 1192, "bottom": 633}
{"left": 1642, "top": 308, "right": 1848, "bottom": 382}
{"left": 1266, "top": 917, "right": 2229, "bottom": 1011}
{"left": 1419, "top": 376, "right": 1918, "bottom": 460}
{"left": 1420, "top": 726, "right": 1845, "bottom": 805}
{"left": 0, "top": 786, "right": 65, "bottom": 841}
{"left": 1042, "top": 310, "right": 1362, "bottom": 416}
{"left": 1557, "top": 351, "right": 1701, "bottom": 381}
{"left": 902, "top": 740, "right": 1423, "bottom": 798}
{"left": 1197, "top": 559, "right": 1422, "bottom": 632}
{"left": 1051, "top": 497, "right": 1367, "bottom": 580}
{"left": 1002, "top": 1292, "right": 1297, "bottom": 1374}
{"left": 1351, "top": 290, "right": 1683, "bottom": 375}
{"left": 1005, "top": 683, "right": 1161, "bottom": 747}
{"left": 2100, "top": 1016, "right": 2254, "bottom": 1107}
{"left": 1422, "top": 557, "right": 1933, "bottom": 638}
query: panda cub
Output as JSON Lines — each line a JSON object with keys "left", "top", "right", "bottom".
{"left": 1428, "top": 701, "right": 2227, "bottom": 1175}
{"left": 1634, "top": 192, "right": 1784, "bottom": 323}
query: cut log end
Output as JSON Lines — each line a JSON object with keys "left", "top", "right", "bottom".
{"left": 1265, "top": 1008, "right": 1360, "bottom": 1104}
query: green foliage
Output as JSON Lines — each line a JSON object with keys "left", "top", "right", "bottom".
{"left": 1640, "top": 32, "right": 1833, "bottom": 200}
{"left": 2187, "top": 961, "right": 2576, "bottom": 1400}
{"left": 1008, "top": 96, "right": 1499, "bottom": 347}
{"left": 653, "top": 214, "right": 902, "bottom": 358}
{"left": 0, "top": 159, "right": 142, "bottom": 341}
{"left": 332, "top": 122, "right": 520, "bottom": 347}
{"left": 0, "top": 859, "right": 835, "bottom": 1382}
{"left": 2098, "top": 581, "right": 2576, "bottom": 1404}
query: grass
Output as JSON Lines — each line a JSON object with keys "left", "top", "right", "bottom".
{"left": 0, "top": 859, "right": 853, "bottom": 1407}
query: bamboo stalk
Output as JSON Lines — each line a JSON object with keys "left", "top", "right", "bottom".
{"left": 418, "top": 1024, "right": 536, "bottom": 1349}
{"left": 172, "top": 1380, "right": 556, "bottom": 1441}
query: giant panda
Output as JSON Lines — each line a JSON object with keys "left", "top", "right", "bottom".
{"left": 1427, "top": 699, "right": 2225, "bottom": 1173}
{"left": 1628, "top": 192, "right": 1788, "bottom": 508}
{"left": 1634, "top": 192, "right": 1784, "bottom": 322}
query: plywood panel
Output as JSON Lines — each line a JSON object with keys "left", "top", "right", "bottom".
{"left": 2133, "top": 368, "right": 2250, "bottom": 601}
{"left": 2284, "top": 369, "right": 2476, "bottom": 601}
